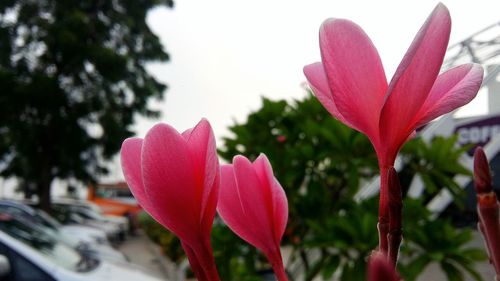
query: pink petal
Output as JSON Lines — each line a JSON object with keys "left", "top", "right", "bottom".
{"left": 201, "top": 170, "right": 219, "bottom": 236}
{"left": 303, "top": 62, "right": 352, "bottom": 127}
{"left": 182, "top": 128, "right": 193, "bottom": 139}
{"left": 414, "top": 63, "right": 484, "bottom": 127}
{"left": 253, "top": 154, "right": 288, "bottom": 244}
{"left": 408, "top": 130, "right": 417, "bottom": 138}
{"left": 217, "top": 164, "right": 260, "bottom": 246}
{"left": 319, "top": 18, "right": 387, "bottom": 140}
{"left": 121, "top": 137, "right": 160, "bottom": 219}
{"left": 379, "top": 4, "right": 451, "bottom": 160}
{"left": 184, "top": 119, "right": 219, "bottom": 231}
{"left": 272, "top": 179, "right": 288, "bottom": 244}
{"left": 141, "top": 123, "right": 199, "bottom": 242}
{"left": 233, "top": 155, "right": 275, "bottom": 250}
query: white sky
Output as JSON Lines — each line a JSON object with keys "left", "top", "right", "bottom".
{"left": 136, "top": 0, "right": 500, "bottom": 143}
{"left": 5, "top": 1, "right": 500, "bottom": 193}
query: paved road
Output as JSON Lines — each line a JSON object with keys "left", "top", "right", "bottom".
{"left": 118, "top": 231, "right": 171, "bottom": 280}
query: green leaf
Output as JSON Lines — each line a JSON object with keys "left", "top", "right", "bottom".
{"left": 441, "top": 261, "right": 465, "bottom": 281}
{"left": 321, "top": 255, "right": 340, "bottom": 279}
{"left": 399, "top": 255, "right": 431, "bottom": 281}
{"left": 460, "top": 248, "right": 488, "bottom": 261}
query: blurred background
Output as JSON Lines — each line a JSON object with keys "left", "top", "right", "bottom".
{"left": 0, "top": 0, "right": 500, "bottom": 280}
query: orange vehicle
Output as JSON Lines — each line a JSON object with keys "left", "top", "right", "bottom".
{"left": 87, "top": 182, "right": 143, "bottom": 231}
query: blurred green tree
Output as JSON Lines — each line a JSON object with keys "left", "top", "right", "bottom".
{"left": 400, "top": 136, "right": 472, "bottom": 204}
{"left": 0, "top": 0, "right": 172, "bottom": 210}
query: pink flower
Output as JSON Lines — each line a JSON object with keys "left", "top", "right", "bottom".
{"left": 304, "top": 3, "right": 483, "bottom": 167}
{"left": 304, "top": 3, "right": 483, "bottom": 252}
{"left": 120, "top": 119, "right": 220, "bottom": 281}
{"left": 217, "top": 154, "right": 289, "bottom": 281}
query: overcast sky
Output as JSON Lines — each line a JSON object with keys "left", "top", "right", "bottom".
{"left": 135, "top": 0, "right": 500, "bottom": 144}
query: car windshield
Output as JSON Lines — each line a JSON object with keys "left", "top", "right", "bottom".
{"left": 35, "top": 209, "right": 62, "bottom": 229}
{"left": 57, "top": 204, "right": 104, "bottom": 221}
{"left": 0, "top": 203, "right": 63, "bottom": 232}
{"left": 52, "top": 206, "right": 83, "bottom": 224}
{"left": 0, "top": 216, "right": 97, "bottom": 272}
{"left": 77, "top": 208, "right": 103, "bottom": 220}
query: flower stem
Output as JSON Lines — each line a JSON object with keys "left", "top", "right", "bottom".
{"left": 387, "top": 167, "right": 403, "bottom": 266}
{"left": 192, "top": 239, "right": 221, "bottom": 281}
{"left": 272, "top": 261, "right": 288, "bottom": 281}
{"left": 378, "top": 164, "right": 389, "bottom": 253}
{"left": 267, "top": 249, "right": 288, "bottom": 281}
{"left": 477, "top": 193, "right": 500, "bottom": 278}
{"left": 181, "top": 241, "right": 206, "bottom": 280}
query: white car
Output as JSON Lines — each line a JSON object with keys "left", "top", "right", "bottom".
{"left": 80, "top": 201, "right": 130, "bottom": 233}
{"left": 0, "top": 200, "right": 125, "bottom": 262}
{"left": 57, "top": 208, "right": 122, "bottom": 241}
{"left": 34, "top": 207, "right": 110, "bottom": 245}
{"left": 55, "top": 199, "right": 129, "bottom": 239}
{"left": 102, "top": 214, "right": 129, "bottom": 234}
{"left": 0, "top": 216, "right": 164, "bottom": 281}
{"left": 0, "top": 199, "right": 112, "bottom": 246}
{"left": 59, "top": 224, "right": 109, "bottom": 245}
{"left": 53, "top": 200, "right": 125, "bottom": 241}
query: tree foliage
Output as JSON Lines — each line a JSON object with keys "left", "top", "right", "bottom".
{"left": 401, "top": 135, "right": 472, "bottom": 203}
{"left": 0, "top": 0, "right": 172, "bottom": 209}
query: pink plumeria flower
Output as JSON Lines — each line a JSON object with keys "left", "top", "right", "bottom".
{"left": 304, "top": 3, "right": 483, "bottom": 252}
{"left": 304, "top": 3, "right": 483, "bottom": 167}
{"left": 218, "top": 154, "right": 289, "bottom": 281}
{"left": 120, "top": 119, "right": 220, "bottom": 281}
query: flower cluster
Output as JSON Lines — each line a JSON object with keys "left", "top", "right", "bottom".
{"left": 121, "top": 120, "right": 288, "bottom": 281}
{"left": 120, "top": 3, "right": 498, "bottom": 281}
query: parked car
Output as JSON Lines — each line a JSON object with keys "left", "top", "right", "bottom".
{"left": 54, "top": 199, "right": 128, "bottom": 241}
{"left": 0, "top": 200, "right": 109, "bottom": 245}
{"left": 0, "top": 214, "right": 164, "bottom": 281}
{"left": 84, "top": 201, "right": 130, "bottom": 234}
{"left": 0, "top": 200, "right": 126, "bottom": 262}
{"left": 51, "top": 203, "right": 123, "bottom": 242}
